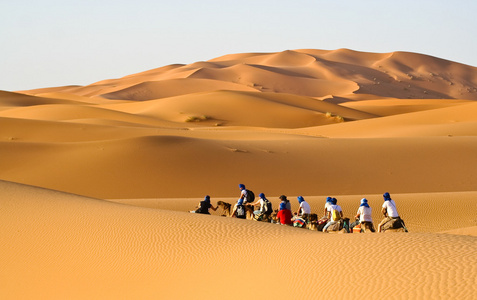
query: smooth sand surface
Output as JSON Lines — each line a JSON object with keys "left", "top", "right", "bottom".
{"left": 1, "top": 49, "right": 477, "bottom": 299}
{"left": 1, "top": 180, "right": 476, "bottom": 299}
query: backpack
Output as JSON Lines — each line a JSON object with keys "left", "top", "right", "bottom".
{"left": 246, "top": 190, "right": 255, "bottom": 203}
{"left": 263, "top": 198, "right": 272, "bottom": 214}
{"left": 236, "top": 204, "right": 246, "bottom": 219}
{"left": 332, "top": 208, "right": 341, "bottom": 221}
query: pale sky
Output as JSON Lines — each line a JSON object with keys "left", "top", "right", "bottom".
{"left": 1, "top": 0, "right": 476, "bottom": 91}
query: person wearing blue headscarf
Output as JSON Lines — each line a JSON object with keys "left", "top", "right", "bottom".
{"left": 322, "top": 198, "right": 343, "bottom": 232}
{"left": 248, "top": 193, "right": 273, "bottom": 221}
{"left": 323, "top": 197, "right": 333, "bottom": 217}
{"left": 276, "top": 201, "right": 293, "bottom": 225}
{"left": 238, "top": 183, "right": 254, "bottom": 204}
{"left": 191, "top": 195, "right": 217, "bottom": 214}
{"left": 378, "top": 192, "right": 407, "bottom": 232}
{"left": 295, "top": 196, "right": 311, "bottom": 221}
{"left": 350, "top": 198, "right": 375, "bottom": 233}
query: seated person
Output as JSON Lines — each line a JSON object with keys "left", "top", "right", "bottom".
{"left": 191, "top": 195, "right": 217, "bottom": 214}
{"left": 276, "top": 202, "right": 293, "bottom": 225}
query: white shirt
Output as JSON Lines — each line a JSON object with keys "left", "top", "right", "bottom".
{"left": 259, "top": 198, "right": 266, "bottom": 213}
{"left": 382, "top": 200, "right": 399, "bottom": 218}
{"left": 357, "top": 206, "right": 372, "bottom": 222}
{"left": 241, "top": 189, "right": 248, "bottom": 202}
{"left": 327, "top": 204, "right": 342, "bottom": 213}
{"left": 300, "top": 201, "right": 311, "bottom": 214}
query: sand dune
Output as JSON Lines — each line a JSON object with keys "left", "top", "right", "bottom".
{"left": 1, "top": 49, "right": 476, "bottom": 198}
{"left": 112, "top": 191, "right": 477, "bottom": 234}
{"left": 21, "top": 49, "right": 477, "bottom": 101}
{"left": 100, "top": 78, "right": 259, "bottom": 101}
{"left": 0, "top": 90, "right": 85, "bottom": 109}
{"left": 442, "top": 226, "right": 477, "bottom": 237}
{"left": 1, "top": 180, "right": 476, "bottom": 300}
{"left": 1, "top": 49, "right": 477, "bottom": 299}
{"left": 36, "top": 91, "right": 126, "bottom": 104}
{"left": 100, "top": 90, "right": 376, "bottom": 127}
{"left": 2, "top": 118, "right": 476, "bottom": 198}
{"left": 299, "top": 101, "right": 477, "bottom": 138}
{"left": 341, "top": 98, "right": 473, "bottom": 116}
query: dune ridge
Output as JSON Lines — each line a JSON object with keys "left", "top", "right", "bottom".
{"left": 1, "top": 49, "right": 477, "bottom": 198}
{"left": 19, "top": 49, "right": 477, "bottom": 101}
{"left": 1, "top": 180, "right": 476, "bottom": 299}
{"left": 1, "top": 49, "right": 477, "bottom": 298}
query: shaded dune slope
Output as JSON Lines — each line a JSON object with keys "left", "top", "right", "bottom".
{"left": 1, "top": 133, "right": 476, "bottom": 198}
{"left": 1, "top": 49, "right": 476, "bottom": 199}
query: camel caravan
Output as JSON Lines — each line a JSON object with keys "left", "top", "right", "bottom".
{"left": 190, "top": 184, "right": 408, "bottom": 233}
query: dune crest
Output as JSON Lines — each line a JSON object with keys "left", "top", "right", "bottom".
{"left": 1, "top": 180, "right": 477, "bottom": 299}
{"left": 1, "top": 48, "right": 477, "bottom": 198}
{"left": 20, "top": 48, "right": 477, "bottom": 101}
{"left": 1, "top": 48, "right": 477, "bottom": 299}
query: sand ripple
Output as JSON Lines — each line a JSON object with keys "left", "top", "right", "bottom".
{"left": 1, "top": 181, "right": 476, "bottom": 299}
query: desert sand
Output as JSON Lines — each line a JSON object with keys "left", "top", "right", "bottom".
{"left": 1, "top": 49, "right": 476, "bottom": 299}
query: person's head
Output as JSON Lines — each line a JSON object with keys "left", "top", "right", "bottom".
{"left": 332, "top": 198, "right": 337, "bottom": 205}
{"left": 204, "top": 195, "right": 210, "bottom": 202}
{"left": 383, "top": 192, "right": 391, "bottom": 201}
{"left": 279, "top": 195, "right": 287, "bottom": 201}
{"left": 259, "top": 193, "right": 265, "bottom": 199}
{"left": 279, "top": 202, "right": 287, "bottom": 210}
{"left": 360, "top": 198, "right": 369, "bottom": 207}
{"left": 297, "top": 196, "right": 304, "bottom": 203}
{"left": 326, "top": 196, "right": 333, "bottom": 203}
{"left": 237, "top": 199, "right": 244, "bottom": 205}
{"left": 239, "top": 184, "right": 245, "bottom": 190}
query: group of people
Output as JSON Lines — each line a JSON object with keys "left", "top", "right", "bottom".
{"left": 192, "top": 184, "right": 407, "bottom": 233}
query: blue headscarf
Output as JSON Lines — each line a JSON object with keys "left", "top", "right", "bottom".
{"left": 326, "top": 197, "right": 333, "bottom": 203}
{"left": 239, "top": 184, "right": 245, "bottom": 190}
{"left": 383, "top": 192, "right": 391, "bottom": 201}
{"left": 360, "top": 198, "right": 370, "bottom": 208}
{"left": 279, "top": 202, "right": 287, "bottom": 210}
{"left": 203, "top": 195, "right": 210, "bottom": 203}
{"left": 297, "top": 196, "right": 304, "bottom": 203}
{"left": 332, "top": 198, "right": 337, "bottom": 205}
{"left": 259, "top": 193, "right": 265, "bottom": 199}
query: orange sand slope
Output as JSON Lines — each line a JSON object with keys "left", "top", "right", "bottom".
{"left": 1, "top": 49, "right": 476, "bottom": 300}
{"left": 1, "top": 180, "right": 476, "bottom": 300}
{"left": 1, "top": 48, "right": 477, "bottom": 199}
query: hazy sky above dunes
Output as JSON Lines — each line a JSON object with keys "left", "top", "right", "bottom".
{"left": 1, "top": 0, "right": 476, "bottom": 91}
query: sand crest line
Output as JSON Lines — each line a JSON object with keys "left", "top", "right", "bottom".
{"left": 1, "top": 180, "right": 476, "bottom": 299}
{"left": 1, "top": 48, "right": 477, "bottom": 298}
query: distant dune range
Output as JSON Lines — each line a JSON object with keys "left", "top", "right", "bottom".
{"left": 1, "top": 49, "right": 477, "bottom": 299}
{"left": 1, "top": 49, "right": 476, "bottom": 198}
